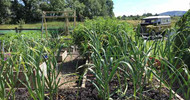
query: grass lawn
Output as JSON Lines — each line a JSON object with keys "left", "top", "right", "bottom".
{"left": 0, "top": 21, "right": 77, "bottom": 34}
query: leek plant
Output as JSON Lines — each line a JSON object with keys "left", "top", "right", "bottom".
{"left": 73, "top": 17, "right": 189, "bottom": 100}
{"left": 85, "top": 29, "right": 158, "bottom": 100}
{"left": 0, "top": 31, "right": 69, "bottom": 100}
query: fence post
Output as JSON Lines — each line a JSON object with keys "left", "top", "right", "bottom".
{"left": 65, "top": 12, "right": 69, "bottom": 35}
{"left": 0, "top": 40, "right": 1, "bottom": 52}
{"left": 41, "top": 13, "right": 44, "bottom": 39}
{"left": 2, "top": 40, "right": 4, "bottom": 53}
{"left": 15, "top": 27, "right": 18, "bottom": 33}
{"left": 74, "top": 10, "right": 76, "bottom": 28}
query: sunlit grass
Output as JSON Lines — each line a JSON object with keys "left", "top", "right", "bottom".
{"left": 122, "top": 17, "right": 180, "bottom": 28}
{"left": 0, "top": 21, "right": 78, "bottom": 29}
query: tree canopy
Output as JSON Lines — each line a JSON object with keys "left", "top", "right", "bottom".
{"left": 0, "top": 0, "right": 12, "bottom": 24}
{"left": 0, "top": 0, "right": 114, "bottom": 24}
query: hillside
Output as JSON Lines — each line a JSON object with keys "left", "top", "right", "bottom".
{"left": 159, "top": 11, "right": 187, "bottom": 16}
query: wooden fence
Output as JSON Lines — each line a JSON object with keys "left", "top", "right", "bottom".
{"left": 0, "top": 10, "right": 76, "bottom": 37}
{"left": 0, "top": 27, "right": 58, "bottom": 33}
{"left": 42, "top": 10, "right": 76, "bottom": 38}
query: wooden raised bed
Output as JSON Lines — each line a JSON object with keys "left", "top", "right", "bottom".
{"left": 3, "top": 71, "right": 34, "bottom": 88}
{"left": 55, "top": 50, "right": 68, "bottom": 62}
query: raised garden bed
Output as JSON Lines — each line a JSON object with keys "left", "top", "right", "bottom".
{"left": 55, "top": 50, "right": 68, "bottom": 62}
{"left": 3, "top": 71, "right": 33, "bottom": 88}
{"left": 6, "top": 71, "right": 184, "bottom": 100}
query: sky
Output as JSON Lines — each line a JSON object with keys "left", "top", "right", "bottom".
{"left": 113, "top": 0, "right": 190, "bottom": 16}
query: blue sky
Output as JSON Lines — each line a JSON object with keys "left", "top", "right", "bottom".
{"left": 113, "top": 0, "right": 190, "bottom": 16}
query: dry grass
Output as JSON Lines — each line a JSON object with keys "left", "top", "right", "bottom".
{"left": 122, "top": 17, "right": 180, "bottom": 28}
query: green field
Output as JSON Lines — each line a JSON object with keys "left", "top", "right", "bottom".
{"left": 0, "top": 21, "right": 74, "bottom": 29}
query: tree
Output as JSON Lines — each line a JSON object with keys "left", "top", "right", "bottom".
{"left": 106, "top": 0, "right": 114, "bottom": 17}
{"left": 20, "top": 0, "right": 41, "bottom": 23}
{"left": 46, "top": 0, "right": 65, "bottom": 11}
{"left": 0, "top": 0, "right": 11, "bottom": 24}
{"left": 11, "top": 0, "right": 25, "bottom": 23}
{"left": 154, "top": 13, "right": 159, "bottom": 16}
{"left": 142, "top": 13, "right": 153, "bottom": 17}
{"left": 121, "top": 15, "right": 127, "bottom": 20}
{"left": 65, "top": 0, "right": 85, "bottom": 21}
{"left": 0, "top": 0, "right": 115, "bottom": 23}
{"left": 81, "top": 0, "right": 102, "bottom": 19}
{"left": 77, "top": 0, "right": 114, "bottom": 19}
{"left": 117, "top": 16, "right": 121, "bottom": 20}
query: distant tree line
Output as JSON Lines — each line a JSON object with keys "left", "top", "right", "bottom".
{"left": 117, "top": 13, "right": 159, "bottom": 20}
{"left": 0, "top": 0, "right": 114, "bottom": 24}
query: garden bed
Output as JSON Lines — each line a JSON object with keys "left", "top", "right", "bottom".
{"left": 3, "top": 71, "right": 34, "bottom": 88}
{"left": 55, "top": 50, "right": 68, "bottom": 62}
{"left": 6, "top": 50, "right": 88, "bottom": 99}
{"left": 9, "top": 72, "right": 184, "bottom": 100}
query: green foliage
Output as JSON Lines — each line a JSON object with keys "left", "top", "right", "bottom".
{"left": 78, "top": 0, "right": 114, "bottom": 19}
{"left": 40, "top": 0, "right": 65, "bottom": 11}
{"left": 0, "top": 0, "right": 11, "bottom": 24}
{"left": 65, "top": 0, "right": 85, "bottom": 21}
{"left": 0, "top": 0, "right": 114, "bottom": 24}
{"left": 11, "top": 0, "right": 25, "bottom": 24}
{"left": 19, "top": 0, "right": 42, "bottom": 23}
{"left": 17, "top": 19, "right": 25, "bottom": 33}
{"left": 48, "top": 28, "right": 65, "bottom": 38}
{"left": 174, "top": 10, "right": 190, "bottom": 68}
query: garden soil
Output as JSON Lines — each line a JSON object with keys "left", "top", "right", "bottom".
{"left": 8, "top": 51, "right": 183, "bottom": 100}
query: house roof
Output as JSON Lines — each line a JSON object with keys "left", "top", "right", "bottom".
{"left": 142, "top": 16, "right": 171, "bottom": 19}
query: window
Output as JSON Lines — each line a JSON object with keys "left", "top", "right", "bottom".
{"left": 161, "top": 18, "right": 171, "bottom": 24}
{"left": 141, "top": 19, "right": 157, "bottom": 24}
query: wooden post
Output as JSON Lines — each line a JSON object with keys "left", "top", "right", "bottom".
{"left": 15, "top": 27, "right": 18, "bottom": 33}
{"left": 0, "top": 40, "right": 1, "bottom": 52}
{"left": 41, "top": 10, "right": 76, "bottom": 36}
{"left": 43, "top": 11, "right": 48, "bottom": 39}
{"left": 65, "top": 12, "right": 69, "bottom": 35}
{"left": 2, "top": 40, "right": 4, "bottom": 53}
{"left": 74, "top": 10, "right": 76, "bottom": 28}
{"left": 41, "top": 26, "right": 43, "bottom": 39}
{"left": 41, "top": 13, "right": 44, "bottom": 39}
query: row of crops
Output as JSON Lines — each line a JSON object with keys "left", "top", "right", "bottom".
{"left": 72, "top": 17, "right": 190, "bottom": 99}
{"left": 0, "top": 31, "right": 71, "bottom": 99}
{"left": 0, "top": 14, "right": 190, "bottom": 99}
